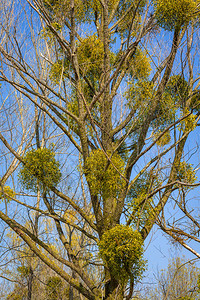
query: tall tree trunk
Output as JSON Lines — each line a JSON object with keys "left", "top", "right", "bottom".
{"left": 27, "top": 267, "right": 33, "bottom": 300}
{"left": 104, "top": 269, "right": 123, "bottom": 300}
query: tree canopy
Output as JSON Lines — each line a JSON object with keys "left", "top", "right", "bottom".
{"left": 0, "top": 0, "right": 200, "bottom": 299}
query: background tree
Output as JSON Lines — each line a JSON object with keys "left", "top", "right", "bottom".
{"left": 146, "top": 257, "right": 200, "bottom": 300}
{"left": 0, "top": 0, "right": 200, "bottom": 299}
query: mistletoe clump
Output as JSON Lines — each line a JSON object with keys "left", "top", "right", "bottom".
{"left": 176, "top": 161, "right": 197, "bottom": 185}
{"left": 179, "top": 108, "right": 197, "bottom": 132}
{"left": 154, "top": 0, "right": 200, "bottom": 31}
{"left": 77, "top": 35, "right": 105, "bottom": 78}
{"left": 85, "top": 149, "right": 125, "bottom": 199}
{"left": 46, "top": 276, "right": 63, "bottom": 300}
{"left": 0, "top": 185, "right": 15, "bottom": 202}
{"left": 98, "top": 225, "right": 145, "bottom": 283}
{"left": 49, "top": 59, "right": 70, "bottom": 84}
{"left": 19, "top": 148, "right": 62, "bottom": 192}
{"left": 154, "top": 130, "right": 171, "bottom": 147}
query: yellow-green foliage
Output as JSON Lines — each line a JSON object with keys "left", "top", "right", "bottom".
{"left": 46, "top": 276, "right": 63, "bottom": 300}
{"left": 49, "top": 59, "right": 69, "bottom": 84}
{"left": 179, "top": 108, "right": 197, "bottom": 132}
{"left": 166, "top": 75, "right": 189, "bottom": 103}
{"left": 50, "top": 35, "right": 111, "bottom": 83}
{"left": 43, "top": 0, "right": 70, "bottom": 20}
{"left": 129, "top": 193, "right": 158, "bottom": 231}
{"left": 42, "top": 0, "right": 101, "bottom": 24}
{"left": 128, "top": 48, "right": 151, "bottom": 79}
{"left": 127, "top": 172, "right": 160, "bottom": 229}
{"left": 41, "top": 22, "right": 62, "bottom": 37}
{"left": 127, "top": 173, "right": 154, "bottom": 200}
{"left": 154, "top": 0, "right": 200, "bottom": 31}
{"left": 18, "top": 148, "right": 61, "bottom": 192}
{"left": 190, "top": 92, "right": 200, "bottom": 111}
{"left": 0, "top": 185, "right": 15, "bottom": 202}
{"left": 127, "top": 79, "right": 154, "bottom": 110}
{"left": 153, "top": 76, "right": 190, "bottom": 129}
{"left": 114, "top": 0, "right": 146, "bottom": 37}
{"left": 153, "top": 89, "right": 179, "bottom": 129}
{"left": 98, "top": 225, "right": 145, "bottom": 282}
{"left": 198, "top": 276, "right": 200, "bottom": 293}
{"left": 154, "top": 130, "right": 171, "bottom": 146}
{"left": 43, "top": 0, "right": 145, "bottom": 25}
{"left": 77, "top": 35, "right": 104, "bottom": 78}
{"left": 176, "top": 161, "right": 197, "bottom": 184}
{"left": 89, "top": 0, "right": 121, "bottom": 12}
{"left": 17, "top": 266, "right": 31, "bottom": 278}
{"left": 40, "top": 21, "right": 62, "bottom": 47}
{"left": 63, "top": 96, "right": 79, "bottom": 134}
{"left": 85, "top": 149, "right": 125, "bottom": 199}
{"left": 6, "top": 294, "right": 23, "bottom": 300}
{"left": 67, "top": 97, "right": 79, "bottom": 117}
{"left": 160, "top": 93, "right": 177, "bottom": 123}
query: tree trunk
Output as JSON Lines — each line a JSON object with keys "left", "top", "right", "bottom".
{"left": 104, "top": 270, "right": 123, "bottom": 300}
{"left": 27, "top": 267, "right": 33, "bottom": 300}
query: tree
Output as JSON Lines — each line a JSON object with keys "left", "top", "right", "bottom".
{"left": 0, "top": 0, "right": 200, "bottom": 299}
{"left": 146, "top": 257, "right": 200, "bottom": 300}
{"left": 3, "top": 226, "right": 70, "bottom": 300}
